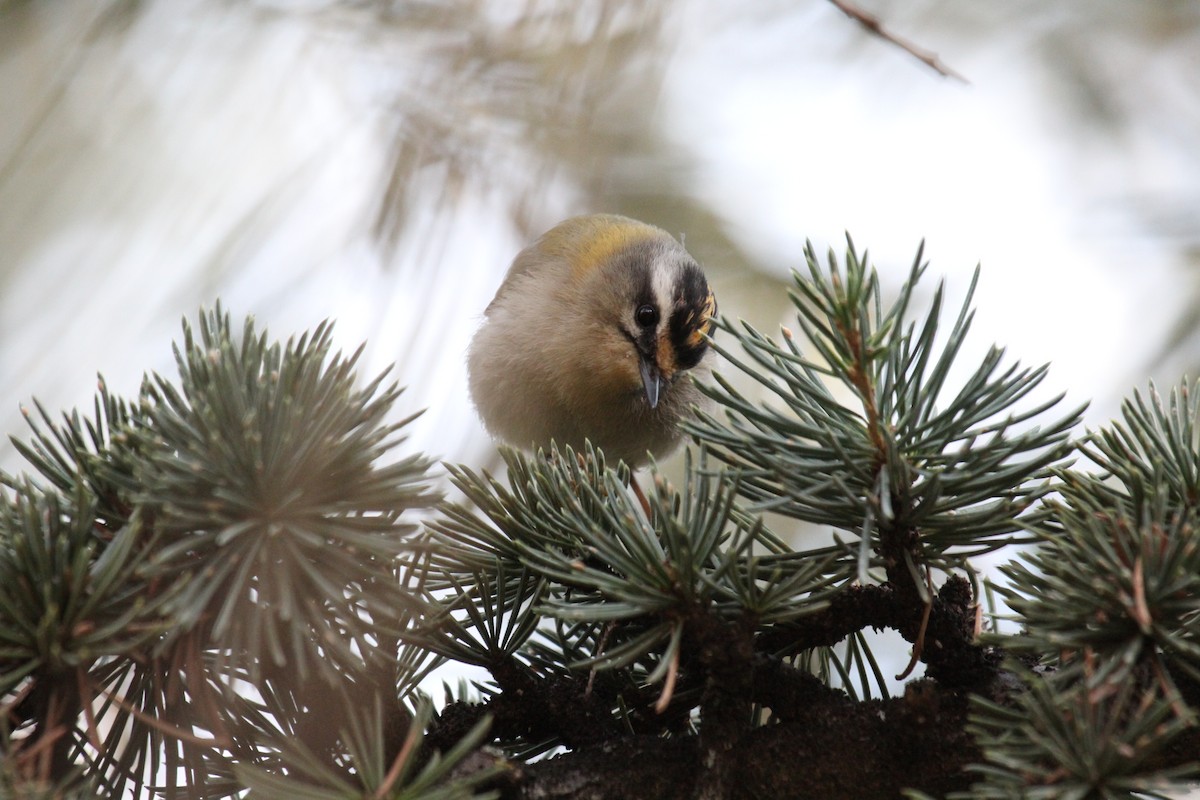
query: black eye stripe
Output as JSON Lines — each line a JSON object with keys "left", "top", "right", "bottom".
{"left": 661, "top": 262, "right": 713, "bottom": 369}
{"left": 611, "top": 247, "right": 713, "bottom": 371}
{"left": 670, "top": 317, "right": 709, "bottom": 370}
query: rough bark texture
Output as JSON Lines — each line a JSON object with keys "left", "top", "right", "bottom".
{"left": 438, "top": 673, "right": 988, "bottom": 799}
{"left": 419, "top": 511, "right": 1196, "bottom": 798}
{"left": 425, "top": 572, "right": 1009, "bottom": 800}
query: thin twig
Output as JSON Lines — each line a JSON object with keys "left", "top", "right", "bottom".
{"left": 39, "top": 692, "right": 69, "bottom": 783}
{"left": 0, "top": 679, "right": 34, "bottom": 724}
{"left": 895, "top": 568, "right": 934, "bottom": 681}
{"left": 827, "top": 0, "right": 969, "bottom": 83}
{"left": 1131, "top": 556, "right": 1153, "bottom": 633}
{"left": 631, "top": 474, "right": 653, "bottom": 520}
{"left": 15, "top": 721, "right": 67, "bottom": 782}
{"left": 1149, "top": 653, "right": 1191, "bottom": 722}
{"left": 655, "top": 639, "right": 680, "bottom": 714}
{"left": 94, "top": 682, "right": 231, "bottom": 749}
{"left": 184, "top": 632, "right": 232, "bottom": 746}
{"left": 376, "top": 713, "right": 422, "bottom": 799}
{"left": 586, "top": 622, "right": 617, "bottom": 698}
{"left": 77, "top": 667, "right": 104, "bottom": 753}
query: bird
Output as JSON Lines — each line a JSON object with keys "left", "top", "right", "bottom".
{"left": 467, "top": 214, "right": 717, "bottom": 468}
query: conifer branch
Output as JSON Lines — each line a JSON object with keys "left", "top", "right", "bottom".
{"left": 6, "top": 246, "right": 1200, "bottom": 797}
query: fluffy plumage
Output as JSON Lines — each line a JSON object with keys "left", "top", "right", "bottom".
{"left": 468, "top": 214, "right": 716, "bottom": 466}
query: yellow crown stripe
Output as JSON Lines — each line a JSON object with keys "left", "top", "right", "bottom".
{"left": 540, "top": 216, "right": 662, "bottom": 281}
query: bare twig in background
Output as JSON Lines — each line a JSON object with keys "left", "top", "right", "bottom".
{"left": 827, "top": 0, "right": 969, "bottom": 83}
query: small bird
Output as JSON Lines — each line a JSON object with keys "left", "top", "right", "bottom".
{"left": 468, "top": 214, "right": 717, "bottom": 467}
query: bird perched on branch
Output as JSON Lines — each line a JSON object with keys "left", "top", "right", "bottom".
{"left": 468, "top": 214, "right": 717, "bottom": 467}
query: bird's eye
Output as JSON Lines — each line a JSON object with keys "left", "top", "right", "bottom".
{"left": 635, "top": 304, "right": 659, "bottom": 328}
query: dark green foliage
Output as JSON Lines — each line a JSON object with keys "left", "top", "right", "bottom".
{"left": 234, "top": 701, "right": 498, "bottom": 800}
{"left": 967, "top": 665, "right": 1194, "bottom": 799}
{"left": 965, "top": 382, "right": 1200, "bottom": 798}
{"left": 409, "top": 241, "right": 1199, "bottom": 797}
{"left": 1085, "top": 382, "right": 1200, "bottom": 514}
{"left": 0, "top": 484, "right": 171, "bottom": 693}
{"left": 7, "top": 383, "right": 143, "bottom": 531}
{"left": 4, "top": 246, "right": 1200, "bottom": 798}
{"left": 132, "top": 310, "right": 436, "bottom": 684}
{"left": 686, "top": 241, "right": 1083, "bottom": 581}
{"left": 0, "top": 308, "right": 491, "bottom": 799}
{"left": 999, "top": 484, "right": 1200, "bottom": 683}
{"left": 417, "top": 443, "right": 837, "bottom": 743}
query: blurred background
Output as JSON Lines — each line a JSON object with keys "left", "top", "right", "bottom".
{"left": 3, "top": 0, "right": 1199, "bottom": 474}
{"left": 3, "top": 0, "right": 1200, "bottom": 732}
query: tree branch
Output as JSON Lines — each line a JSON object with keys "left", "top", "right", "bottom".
{"left": 755, "top": 578, "right": 1000, "bottom": 686}
{"left": 826, "top": 0, "right": 969, "bottom": 83}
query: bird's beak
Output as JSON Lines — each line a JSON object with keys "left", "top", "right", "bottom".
{"left": 638, "top": 355, "right": 662, "bottom": 409}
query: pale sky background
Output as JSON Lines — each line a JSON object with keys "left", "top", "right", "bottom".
{"left": 3, "top": 1, "right": 1196, "bottom": 477}
{"left": 3, "top": 2, "right": 1200, "bottom": 771}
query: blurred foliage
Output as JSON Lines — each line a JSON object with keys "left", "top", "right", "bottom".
{"left": 0, "top": 0, "right": 765, "bottom": 289}
{"left": 0, "top": 307, "right": 491, "bottom": 797}
{"left": 0, "top": 0, "right": 775, "bottom": 475}
{"left": 4, "top": 1, "right": 1200, "bottom": 471}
